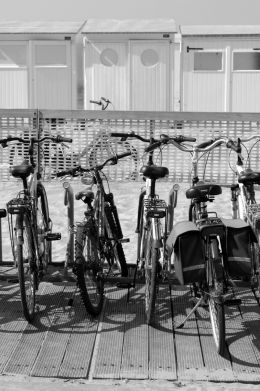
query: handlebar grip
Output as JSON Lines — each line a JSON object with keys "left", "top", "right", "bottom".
{"left": 181, "top": 136, "right": 196, "bottom": 142}
{"left": 56, "top": 135, "right": 73, "bottom": 143}
{"left": 56, "top": 170, "right": 73, "bottom": 178}
{"left": 90, "top": 100, "right": 102, "bottom": 105}
{"left": 196, "top": 139, "right": 214, "bottom": 149}
{"left": 110, "top": 132, "right": 129, "bottom": 138}
{"left": 116, "top": 151, "right": 132, "bottom": 160}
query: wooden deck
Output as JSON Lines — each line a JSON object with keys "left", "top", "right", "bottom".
{"left": 1, "top": 265, "right": 260, "bottom": 383}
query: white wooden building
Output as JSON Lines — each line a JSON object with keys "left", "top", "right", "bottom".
{"left": 1, "top": 21, "right": 260, "bottom": 112}
{"left": 0, "top": 21, "right": 85, "bottom": 110}
{"left": 83, "top": 19, "right": 178, "bottom": 111}
{"left": 180, "top": 25, "right": 260, "bottom": 112}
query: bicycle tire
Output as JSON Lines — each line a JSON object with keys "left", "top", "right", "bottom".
{"left": 75, "top": 223, "right": 104, "bottom": 316}
{"left": 37, "top": 183, "right": 52, "bottom": 273}
{"left": 104, "top": 204, "right": 128, "bottom": 277}
{"left": 144, "top": 222, "right": 158, "bottom": 325}
{"left": 207, "top": 247, "right": 226, "bottom": 355}
{"left": 16, "top": 213, "right": 37, "bottom": 322}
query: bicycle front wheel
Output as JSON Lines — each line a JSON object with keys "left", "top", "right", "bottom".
{"left": 104, "top": 204, "right": 128, "bottom": 277}
{"left": 144, "top": 222, "right": 158, "bottom": 325}
{"left": 75, "top": 223, "right": 104, "bottom": 316}
{"left": 37, "top": 183, "right": 51, "bottom": 273}
{"left": 16, "top": 213, "right": 37, "bottom": 322}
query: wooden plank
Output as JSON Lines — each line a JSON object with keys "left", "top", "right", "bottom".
{"left": 149, "top": 285, "right": 177, "bottom": 380}
{"left": 57, "top": 292, "right": 99, "bottom": 379}
{"left": 0, "top": 281, "right": 28, "bottom": 373}
{"left": 171, "top": 286, "right": 205, "bottom": 381}
{"left": 225, "top": 286, "right": 260, "bottom": 382}
{"left": 120, "top": 285, "right": 149, "bottom": 379}
{"left": 91, "top": 287, "right": 128, "bottom": 379}
{"left": 195, "top": 304, "right": 234, "bottom": 382}
{"left": 239, "top": 287, "right": 260, "bottom": 355}
{"left": 31, "top": 284, "right": 76, "bottom": 377}
{"left": 5, "top": 282, "right": 65, "bottom": 376}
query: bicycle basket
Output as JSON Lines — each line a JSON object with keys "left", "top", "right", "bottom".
{"left": 7, "top": 198, "right": 30, "bottom": 215}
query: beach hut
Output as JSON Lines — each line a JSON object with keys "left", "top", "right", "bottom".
{"left": 0, "top": 21, "right": 86, "bottom": 110}
{"left": 83, "top": 19, "right": 178, "bottom": 111}
{"left": 180, "top": 25, "right": 260, "bottom": 112}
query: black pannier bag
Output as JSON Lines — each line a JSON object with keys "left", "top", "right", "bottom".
{"left": 166, "top": 221, "right": 205, "bottom": 285}
{"left": 221, "top": 218, "right": 257, "bottom": 278}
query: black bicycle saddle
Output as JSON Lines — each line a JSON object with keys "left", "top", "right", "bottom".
{"left": 11, "top": 160, "right": 33, "bottom": 179}
{"left": 186, "top": 182, "right": 222, "bottom": 199}
{"left": 238, "top": 168, "right": 260, "bottom": 185}
{"left": 140, "top": 165, "right": 169, "bottom": 180}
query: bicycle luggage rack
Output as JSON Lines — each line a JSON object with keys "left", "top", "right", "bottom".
{"left": 6, "top": 198, "right": 31, "bottom": 215}
{"left": 144, "top": 198, "right": 168, "bottom": 218}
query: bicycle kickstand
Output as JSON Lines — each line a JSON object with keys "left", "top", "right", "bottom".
{"left": 175, "top": 296, "right": 205, "bottom": 329}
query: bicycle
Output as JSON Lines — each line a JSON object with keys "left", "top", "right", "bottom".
{"left": 6, "top": 134, "right": 72, "bottom": 322}
{"left": 166, "top": 136, "right": 241, "bottom": 355}
{"left": 56, "top": 151, "right": 131, "bottom": 316}
{"left": 111, "top": 132, "right": 196, "bottom": 325}
{"left": 227, "top": 135, "right": 260, "bottom": 292}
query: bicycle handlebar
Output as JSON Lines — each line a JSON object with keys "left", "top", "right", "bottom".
{"left": 1, "top": 134, "right": 72, "bottom": 146}
{"left": 56, "top": 151, "right": 132, "bottom": 178}
{"left": 90, "top": 97, "right": 111, "bottom": 110}
{"left": 145, "top": 135, "right": 196, "bottom": 153}
{"left": 0, "top": 136, "right": 26, "bottom": 148}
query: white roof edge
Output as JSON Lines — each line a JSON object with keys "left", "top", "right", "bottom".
{"left": 181, "top": 25, "right": 260, "bottom": 35}
{"left": 82, "top": 19, "right": 177, "bottom": 33}
{"left": 0, "top": 21, "right": 87, "bottom": 34}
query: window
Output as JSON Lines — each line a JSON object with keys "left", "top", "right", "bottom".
{"left": 194, "top": 52, "right": 223, "bottom": 71}
{"left": 35, "top": 45, "right": 67, "bottom": 66}
{"left": 100, "top": 48, "right": 118, "bottom": 66}
{"left": 141, "top": 49, "right": 159, "bottom": 67}
{"left": 0, "top": 45, "right": 27, "bottom": 67}
{"left": 233, "top": 52, "right": 260, "bottom": 71}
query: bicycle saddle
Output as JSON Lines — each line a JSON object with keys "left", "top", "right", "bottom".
{"left": 140, "top": 165, "right": 169, "bottom": 180}
{"left": 238, "top": 168, "right": 260, "bottom": 185}
{"left": 186, "top": 182, "right": 222, "bottom": 199}
{"left": 11, "top": 160, "right": 33, "bottom": 179}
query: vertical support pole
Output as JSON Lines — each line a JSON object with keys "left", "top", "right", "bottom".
{"left": 63, "top": 181, "right": 74, "bottom": 270}
{"left": 0, "top": 218, "right": 2, "bottom": 264}
{"left": 0, "top": 210, "right": 7, "bottom": 265}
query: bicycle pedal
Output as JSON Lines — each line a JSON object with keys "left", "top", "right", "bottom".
{"left": 45, "top": 232, "right": 61, "bottom": 241}
{"left": 224, "top": 298, "right": 242, "bottom": 306}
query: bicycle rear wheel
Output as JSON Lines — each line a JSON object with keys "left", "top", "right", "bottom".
{"left": 16, "top": 213, "right": 37, "bottom": 322}
{"left": 144, "top": 222, "right": 158, "bottom": 325}
{"left": 75, "top": 222, "right": 104, "bottom": 316}
{"left": 207, "top": 252, "right": 226, "bottom": 355}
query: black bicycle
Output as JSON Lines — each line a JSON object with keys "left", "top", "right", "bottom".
{"left": 57, "top": 151, "right": 131, "bottom": 315}
{"left": 6, "top": 134, "right": 72, "bottom": 322}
